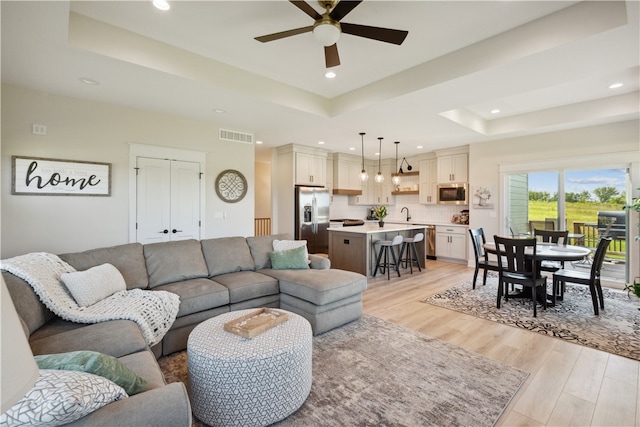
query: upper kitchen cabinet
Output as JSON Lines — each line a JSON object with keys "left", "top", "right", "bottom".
{"left": 372, "top": 159, "right": 396, "bottom": 205}
{"left": 275, "top": 144, "right": 329, "bottom": 188}
{"left": 436, "top": 148, "right": 468, "bottom": 183}
{"left": 419, "top": 157, "right": 437, "bottom": 204}
{"left": 295, "top": 151, "right": 326, "bottom": 186}
{"left": 332, "top": 153, "right": 364, "bottom": 195}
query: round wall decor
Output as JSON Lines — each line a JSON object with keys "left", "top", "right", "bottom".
{"left": 215, "top": 169, "right": 247, "bottom": 203}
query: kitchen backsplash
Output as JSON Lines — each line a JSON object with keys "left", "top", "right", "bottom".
{"left": 330, "top": 194, "right": 467, "bottom": 224}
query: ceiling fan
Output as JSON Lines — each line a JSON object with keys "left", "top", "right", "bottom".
{"left": 254, "top": 0, "right": 409, "bottom": 68}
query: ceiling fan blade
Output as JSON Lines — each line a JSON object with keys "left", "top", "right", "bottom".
{"left": 290, "top": 0, "right": 322, "bottom": 20}
{"left": 324, "top": 44, "right": 340, "bottom": 68}
{"left": 329, "top": 0, "right": 362, "bottom": 21}
{"left": 341, "top": 22, "right": 408, "bottom": 45}
{"left": 255, "top": 26, "right": 313, "bottom": 43}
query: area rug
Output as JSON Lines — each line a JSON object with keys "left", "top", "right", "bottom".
{"left": 423, "top": 273, "right": 640, "bottom": 361}
{"left": 159, "top": 314, "right": 528, "bottom": 427}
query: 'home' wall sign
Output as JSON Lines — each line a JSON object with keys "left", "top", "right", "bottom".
{"left": 12, "top": 156, "right": 111, "bottom": 196}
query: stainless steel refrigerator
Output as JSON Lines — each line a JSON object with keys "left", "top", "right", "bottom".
{"left": 294, "top": 186, "right": 330, "bottom": 254}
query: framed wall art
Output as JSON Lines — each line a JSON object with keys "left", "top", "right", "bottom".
{"left": 12, "top": 156, "right": 111, "bottom": 196}
{"left": 215, "top": 169, "right": 247, "bottom": 203}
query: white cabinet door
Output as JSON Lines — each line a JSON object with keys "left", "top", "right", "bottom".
{"left": 136, "top": 157, "right": 201, "bottom": 244}
{"left": 437, "top": 153, "right": 468, "bottom": 183}
{"left": 295, "top": 152, "right": 325, "bottom": 186}
{"left": 435, "top": 226, "right": 467, "bottom": 261}
{"left": 419, "top": 158, "right": 437, "bottom": 204}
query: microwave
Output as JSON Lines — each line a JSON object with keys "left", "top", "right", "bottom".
{"left": 437, "top": 183, "right": 468, "bottom": 205}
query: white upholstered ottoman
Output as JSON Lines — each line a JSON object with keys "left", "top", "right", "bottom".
{"left": 187, "top": 309, "right": 312, "bottom": 427}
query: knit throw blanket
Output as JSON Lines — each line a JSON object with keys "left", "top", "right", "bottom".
{"left": 1, "top": 252, "right": 180, "bottom": 347}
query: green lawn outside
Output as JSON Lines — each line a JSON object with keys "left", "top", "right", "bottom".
{"left": 529, "top": 200, "right": 626, "bottom": 257}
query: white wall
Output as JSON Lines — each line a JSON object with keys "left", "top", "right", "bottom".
{"left": 254, "top": 161, "right": 271, "bottom": 218}
{"left": 468, "top": 119, "right": 640, "bottom": 279}
{"left": 1, "top": 84, "right": 255, "bottom": 258}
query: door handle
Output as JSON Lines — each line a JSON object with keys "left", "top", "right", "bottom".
{"left": 172, "top": 229, "right": 183, "bottom": 234}
{"left": 159, "top": 229, "right": 169, "bottom": 234}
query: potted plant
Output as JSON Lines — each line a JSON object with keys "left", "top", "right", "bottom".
{"left": 372, "top": 206, "right": 388, "bottom": 227}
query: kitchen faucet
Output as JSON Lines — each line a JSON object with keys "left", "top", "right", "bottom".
{"left": 401, "top": 207, "right": 411, "bottom": 222}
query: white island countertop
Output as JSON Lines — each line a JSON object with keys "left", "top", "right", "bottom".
{"left": 327, "top": 223, "right": 427, "bottom": 234}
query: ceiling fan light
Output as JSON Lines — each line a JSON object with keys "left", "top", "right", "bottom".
{"left": 313, "top": 21, "right": 341, "bottom": 46}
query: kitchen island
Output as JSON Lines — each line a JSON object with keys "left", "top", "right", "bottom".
{"left": 328, "top": 223, "right": 427, "bottom": 277}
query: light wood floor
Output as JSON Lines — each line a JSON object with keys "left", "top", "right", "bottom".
{"left": 363, "top": 259, "right": 639, "bottom": 427}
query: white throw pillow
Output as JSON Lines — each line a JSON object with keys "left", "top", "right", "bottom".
{"left": 273, "top": 240, "right": 310, "bottom": 264}
{"left": 61, "top": 263, "right": 126, "bottom": 307}
{"left": 0, "top": 369, "right": 127, "bottom": 427}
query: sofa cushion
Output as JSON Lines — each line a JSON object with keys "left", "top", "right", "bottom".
{"left": 60, "top": 243, "right": 148, "bottom": 290}
{"left": 29, "top": 319, "right": 148, "bottom": 359}
{"left": 34, "top": 350, "right": 148, "bottom": 395}
{"left": 246, "top": 233, "right": 292, "bottom": 270}
{"left": 211, "top": 271, "right": 279, "bottom": 304}
{"left": 143, "top": 240, "right": 209, "bottom": 288}
{"left": 262, "top": 269, "right": 367, "bottom": 306}
{"left": 201, "top": 237, "right": 255, "bottom": 277}
{"left": 152, "top": 278, "right": 229, "bottom": 317}
{"left": 60, "top": 264, "right": 126, "bottom": 307}
{"left": 0, "top": 369, "right": 127, "bottom": 427}
{"left": 269, "top": 246, "right": 310, "bottom": 270}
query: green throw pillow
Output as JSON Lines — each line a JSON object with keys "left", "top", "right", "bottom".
{"left": 269, "top": 246, "right": 310, "bottom": 270}
{"left": 35, "top": 350, "right": 148, "bottom": 395}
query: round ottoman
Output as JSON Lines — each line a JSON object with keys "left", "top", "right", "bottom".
{"left": 187, "top": 309, "right": 312, "bottom": 427}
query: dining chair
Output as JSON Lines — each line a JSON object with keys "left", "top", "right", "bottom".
{"left": 468, "top": 228, "right": 500, "bottom": 289}
{"left": 493, "top": 235, "right": 548, "bottom": 317}
{"left": 552, "top": 237, "right": 611, "bottom": 315}
{"left": 533, "top": 229, "right": 569, "bottom": 272}
{"left": 506, "top": 216, "right": 530, "bottom": 238}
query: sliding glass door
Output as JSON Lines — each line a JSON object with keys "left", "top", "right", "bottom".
{"left": 505, "top": 167, "right": 629, "bottom": 284}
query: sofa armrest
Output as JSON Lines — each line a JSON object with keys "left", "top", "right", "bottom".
{"left": 309, "top": 254, "right": 331, "bottom": 269}
{"left": 67, "top": 382, "right": 192, "bottom": 427}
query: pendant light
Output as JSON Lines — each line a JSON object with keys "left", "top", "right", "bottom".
{"left": 392, "top": 141, "right": 401, "bottom": 185}
{"left": 375, "top": 137, "right": 384, "bottom": 183}
{"left": 358, "top": 132, "right": 368, "bottom": 182}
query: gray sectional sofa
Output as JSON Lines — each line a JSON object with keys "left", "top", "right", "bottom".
{"left": 3, "top": 233, "right": 367, "bottom": 426}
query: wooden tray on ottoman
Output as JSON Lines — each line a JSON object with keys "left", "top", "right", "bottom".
{"left": 223, "top": 308, "right": 289, "bottom": 338}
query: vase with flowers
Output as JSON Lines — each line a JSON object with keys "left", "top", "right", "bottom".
{"left": 372, "top": 206, "right": 388, "bottom": 227}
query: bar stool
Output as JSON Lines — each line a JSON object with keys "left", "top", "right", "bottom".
{"left": 399, "top": 233, "right": 424, "bottom": 274}
{"left": 373, "top": 235, "right": 403, "bottom": 280}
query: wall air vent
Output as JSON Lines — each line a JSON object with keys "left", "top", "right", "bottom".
{"left": 219, "top": 128, "right": 254, "bottom": 144}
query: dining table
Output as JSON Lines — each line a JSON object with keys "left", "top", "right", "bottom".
{"left": 483, "top": 241, "right": 592, "bottom": 306}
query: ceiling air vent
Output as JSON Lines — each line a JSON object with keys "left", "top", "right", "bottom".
{"left": 219, "top": 128, "right": 254, "bottom": 144}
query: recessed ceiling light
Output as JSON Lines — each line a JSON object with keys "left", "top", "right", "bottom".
{"left": 375, "top": 152, "right": 380, "bottom": 156}
{"left": 348, "top": 147, "right": 355, "bottom": 151}
{"left": 152, "top": 0, "right": 170, "bottom": 11}
{"left": 256, "top": 140, "right": 263, "bottom": 145}
{"left": 609, "top": 82, "right": 623, "bottom": 89}
{"left": 325, "top": 71, "right": 336, "bottom": 79}
{"left": 490, "top": 109, "right": 501, "bottom": 114}
{"left": 79, "top": 77, "right": 99, "bottom": 85}
{"left": 213, "top": 108, "right": 226, "bottom": 114}
{"left": 417, "top": 146, "right": 423, "bottom": 149}
{"left": 318, "top": 141, "right": 325, "bottom": 145}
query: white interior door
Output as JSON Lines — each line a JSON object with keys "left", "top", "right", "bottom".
{"left": 136, "top": 157, "right": 201, "bottom": 243}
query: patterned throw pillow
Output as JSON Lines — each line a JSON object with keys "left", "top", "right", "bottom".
{"left": 34, "top": 351, "right": 148, "bottom": 395}
{"left": 273, "top": 240, "right": 310, "bottom": 264}
{"left": 0, "top": 369, "right": 127, "bottom": 427}
{"left": 60, "top": 263, "right": 126, "bottom": 307}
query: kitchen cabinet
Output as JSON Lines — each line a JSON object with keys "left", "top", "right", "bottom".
{"left": 437, "top": 153, "right": 468, "bottom": 183}
{"left": 333, "top": 154, "right": 364, "bottom": 194}
{"left": 296, "top": 151, "right": 326, "bottom": 186}
{"left": 372, "top": 160, "right": 395, "bottom": 205}
{"left": 419, "top": 158, "right": 437, "bottom": 204}
{"left": 326, "top": 156, "right": 334, "bottom": 203}
{"left": 349, "top": 178, "right": 374, "bottom": 206}
{"left": 435, "top": 225, "right": 467, "bottom": 262}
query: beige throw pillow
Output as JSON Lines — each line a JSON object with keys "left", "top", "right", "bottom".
{"left": 61, "top": 263, "right": 126, "bottom": 307}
